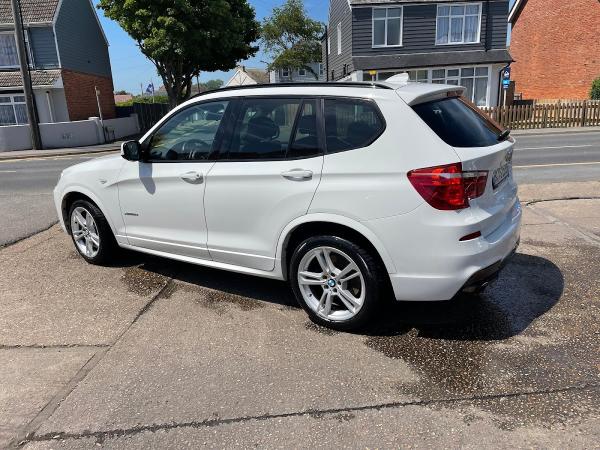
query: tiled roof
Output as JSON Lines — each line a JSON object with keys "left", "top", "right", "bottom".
{"left": 0, "top": 0, "right": 60, "bottom": 24}
{"left": 0, "top": 69, "right": 61, "bottom": 87}
{"left": 244, "top": 68, "right": 270, "bottom": 85}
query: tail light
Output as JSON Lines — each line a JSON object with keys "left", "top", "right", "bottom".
{"left": 407, "top": 163, "right": 488, "bottom": 210}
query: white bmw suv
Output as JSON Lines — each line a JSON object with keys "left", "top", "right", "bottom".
{"left": 54, "top": 80, "right": 521, "bottom": 330}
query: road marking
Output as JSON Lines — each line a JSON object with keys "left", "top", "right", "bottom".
{"left": 0, "top": 170, "right": 17, "bottom": 173}
{"left": 514, "top": 161, "right": 600, "bottom": 169}
{"left": 0, "top": 151, "right": 117, "bottom": 163}
{"left": 515, "top": 144, "right": 598, "bottom": 151}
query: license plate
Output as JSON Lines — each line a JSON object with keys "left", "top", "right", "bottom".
{"left": 492, "top": 164, "right": 510, "bottom": 189}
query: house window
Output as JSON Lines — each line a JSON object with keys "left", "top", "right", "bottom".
{"left": 0, "top": 33, "right": 19, "bottom": 68}
{"left": 281, "top": 68, "right": 290, "bottom": 78}
{"left": 431, "top": 66, "right": 489, "bottom": 106}
{"left": 337, "top": 23, "right": 342, "bottom": 55}
{"left": 0, "top": 94, "right": 28, "bottom": 125}
{"left": 436, "top": 3, "right": 481, "bottom": 45}
{"left": 298, "top": 68, "right": 306, "bottom": 76}
{"left": 372, "top": 7, "right": 403, "bottom": 47}
{"left": 319, "top": 63, "right": 324, "bottom": 77}
{"left": 407, "top": 70, "right": 428, "bottom": 83}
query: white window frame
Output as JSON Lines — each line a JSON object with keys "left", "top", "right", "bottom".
{"left": 337, "top": 22, "right": 342, "bottom": 55}
{"left": 435, "top": 2, "right": 482, "bottom": 46}
{"left": 318, "top": 63, "right": 324, "bottom": 77}
{"left": 365, "top": 64, "right": 492, "bottom": 107}
{"left": 0, "top": 93, "right": 27, "bottom": 125}
{"left": 372, "top": 6, "right": 404, "bottom": 48}
{"left": 281, "top": 68, "right": 290, "bottom": 78}
{"left": 0, "top": 31, "right": 20, "bottom": 69}
{"left": 298, "top": 68, "right": 306, "bottom": 76}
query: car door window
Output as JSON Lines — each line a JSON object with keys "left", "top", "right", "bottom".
{"left": 287, "top": 99, "right": 322, "bottom": 159}
{"left": 146, "top": 101, "right": 229, "bottom": 161}
{"left": 324, "top": 98, "right": 385, "bottom": 153}
{"left": 225, "top": 98, "right": 302, "bottom": 160}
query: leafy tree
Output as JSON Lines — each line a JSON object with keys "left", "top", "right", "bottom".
{"left": 201, "top": 79, "right": 224, "bottom": 91}
{"left": 114, "top": 89, "right": 130, "bottom": 95}
{"left": 98, "top": 0, "right": 259, "bottom": 108}
{"left": 591, "top": 77, "right": 600, "bottom": 100}
{"left": 260, "top": 0, "right": 324, "bottom": 79}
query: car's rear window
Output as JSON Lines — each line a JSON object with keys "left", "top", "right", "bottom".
{"left": 412, "top": 97, "right": 505, "bottom": 147}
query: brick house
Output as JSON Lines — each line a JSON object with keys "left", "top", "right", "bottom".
{"left": 324, "top": 0, "right": 513, "bottom": 107}
{"left": 509, "top": 0, "right": 600, "bottom": 100}
{"left": 0, "top": 0, "right": 115, "bottom": 125}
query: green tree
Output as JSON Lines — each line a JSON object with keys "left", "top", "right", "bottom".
{"left": 200, "top": 79, "right": 224, "bottom": 92}
{"left": 98, "top": 0, "right": 259, "bottom": 108}
{"left": 114, "top": 89, "right": 130, "bottom": 95}
{"left": 591, "top": 77, "right": 600, "bottom": 100}
{"left": 260, "top": 0, "right": 324, "bottom": 79}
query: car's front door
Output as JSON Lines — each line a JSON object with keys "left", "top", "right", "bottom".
{"left": 204, "top": 97, "right": 324, "bottom": 271}
{"left": 118, "top": 100, "right": 230, "bottom": 259}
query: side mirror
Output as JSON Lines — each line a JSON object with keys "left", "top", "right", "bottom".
{"left": 121, "top": 140, "right": 141, "bottom": 161}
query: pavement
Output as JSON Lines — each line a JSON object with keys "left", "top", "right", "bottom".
{"left": 1, "top": 178, "right": 599, "bottom": 448}
{"left": 0, "top": 142, "right": 123, "bottom": 161}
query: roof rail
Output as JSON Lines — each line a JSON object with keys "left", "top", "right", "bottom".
{"left": 190, "top": 81, "right": 394, "bottom": 99}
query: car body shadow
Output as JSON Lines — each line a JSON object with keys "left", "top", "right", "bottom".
{"left": 116, "top": 250, "right": 563, "bottom": 341}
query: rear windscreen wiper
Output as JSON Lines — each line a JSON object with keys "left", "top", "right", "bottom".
{"left": 497, "top": 129, "right": 511, "bottom": 142}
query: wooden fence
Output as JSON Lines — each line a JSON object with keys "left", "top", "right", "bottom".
{"left": 481, "top": 101, "right": 600, "bottom": 130}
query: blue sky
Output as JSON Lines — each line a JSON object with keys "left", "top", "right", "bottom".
{"left": 93, "top": 0, "right": 329, "bottom": 94}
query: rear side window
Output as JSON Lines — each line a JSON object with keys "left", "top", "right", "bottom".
{"left": 324, "top": 98, "right": 385, "bottom": 153}
{"left": 412, "top": 97, "right": 504, "bottom": 147}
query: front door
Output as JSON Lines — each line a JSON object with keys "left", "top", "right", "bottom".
{"left": 118, "top": 100, "right": 230, "bottom": 259}
{"left": 205, "top": 97, "right": 324, "bottom": 271}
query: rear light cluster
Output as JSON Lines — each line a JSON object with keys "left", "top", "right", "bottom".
{"left": 407, "top": 162, "right": 488, "bottom": 210}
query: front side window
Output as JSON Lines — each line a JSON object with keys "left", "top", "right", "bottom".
{"left": 412, "top": 97, "right": 503, "bottom": 147}
{"left": 436, "top": 3, "right": 481, "bottom": 45}
{"left": 226, "top": 98, "right": 303, "bottom": 160}
{"left": 146, "top": 101, "right": 229, "bottom": 161}
{"left": 0, "top": 33, "right": 19, "bottom": 68}
{"left": 373, "top": 7, "right": 403, "bottom": 47}
{"left": 324, "top": 98, "right": 385, "bottom": 153}
{"left": 0, "top": 94, "right": 27, "bottom": 125}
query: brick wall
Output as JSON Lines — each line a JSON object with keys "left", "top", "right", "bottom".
{"left": 61, "top": 69, "right": 116, "bottom": 121}
{"left": 510, "top": 0, "right": 600, "bottom": 100}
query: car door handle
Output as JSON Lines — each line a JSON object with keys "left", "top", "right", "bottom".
{"left": 180, "top": 171, "right": 203, "bottom": 184}
{"left": 281, "top": 169, "right": 313, "bottom": 181}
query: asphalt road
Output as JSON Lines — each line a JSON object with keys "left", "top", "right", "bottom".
{"left": 1, "top": 129, "right": 599, "bottom": 247}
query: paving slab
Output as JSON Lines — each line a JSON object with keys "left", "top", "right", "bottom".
{"left": 518, "top": 180, "right": 600, "bottom": 203}
{"left": 0, "top": 227, "right": 169, "bottom": 346}
{"left": 0, "top": 348, "right": 97, "bottom": 449}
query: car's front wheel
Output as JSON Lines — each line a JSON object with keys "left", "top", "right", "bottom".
{"left": 68, "top": 199, "right": 117, "bottom": 265}
{"left": 290, "top": 236, "right": 384, "bottom": 331}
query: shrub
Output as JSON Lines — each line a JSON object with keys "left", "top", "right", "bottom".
{"left": 591, "top": 77, "right": 600, "bottom": 100}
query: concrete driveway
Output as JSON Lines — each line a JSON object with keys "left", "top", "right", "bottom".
{"left": 1, "top": 181, "right": 599, "bottom": 449}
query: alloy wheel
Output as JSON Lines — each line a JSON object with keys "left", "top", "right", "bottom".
{"left": 297, "top": 246, "right": 366, "bottom": 322}
{"left": 70, "top": 206, "right": 101, "bottom": 258}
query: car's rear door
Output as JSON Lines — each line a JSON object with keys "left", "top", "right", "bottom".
{"left": 204, "top": 96, "right": 324, "bottom": 271}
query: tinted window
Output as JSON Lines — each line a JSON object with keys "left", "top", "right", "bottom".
{"left": 147, "top": 101, "right": 228, "bottom": 161}
{"left": 324, "top": 98, "right": 384, "bottom": 153}
{"left": 412, "top": 97, "right": 504, "bottom": 147}
{"left": 227, "top": 98, "right": 301, "bottom": 160}
{"left": 288, "top": 100, "right": 322, "bottom": 159}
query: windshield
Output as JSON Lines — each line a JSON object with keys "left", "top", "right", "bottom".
{"left": 412, "top": 96, "right": 506, "bottom": 147}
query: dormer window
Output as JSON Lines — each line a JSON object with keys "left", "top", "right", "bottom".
{"left": 372, "top": 7, "right": 403, "bottom": 47}
{"left": 436, "top": 3, "right": 481, "bottom": 45}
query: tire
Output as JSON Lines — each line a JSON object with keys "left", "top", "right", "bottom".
{"left": 68, "top": 199, "right": 118, "bottom": 265}
{"left": 289, "top": 235, "right": 384, "bottom": 331}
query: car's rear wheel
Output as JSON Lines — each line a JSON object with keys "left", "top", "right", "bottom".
{"left": 68, "top": 199, "right": 117, "bottom": 265}
{"left": 290, "top": 236, "right": 383, "bottom": 331}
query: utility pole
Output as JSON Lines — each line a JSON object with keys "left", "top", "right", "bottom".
{"left": 11, "top": 0, "right": 42, "bottom": 149}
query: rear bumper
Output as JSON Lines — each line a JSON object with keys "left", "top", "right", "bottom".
{"left": 368, "top": 198, "right": 522, "bottom": 301}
